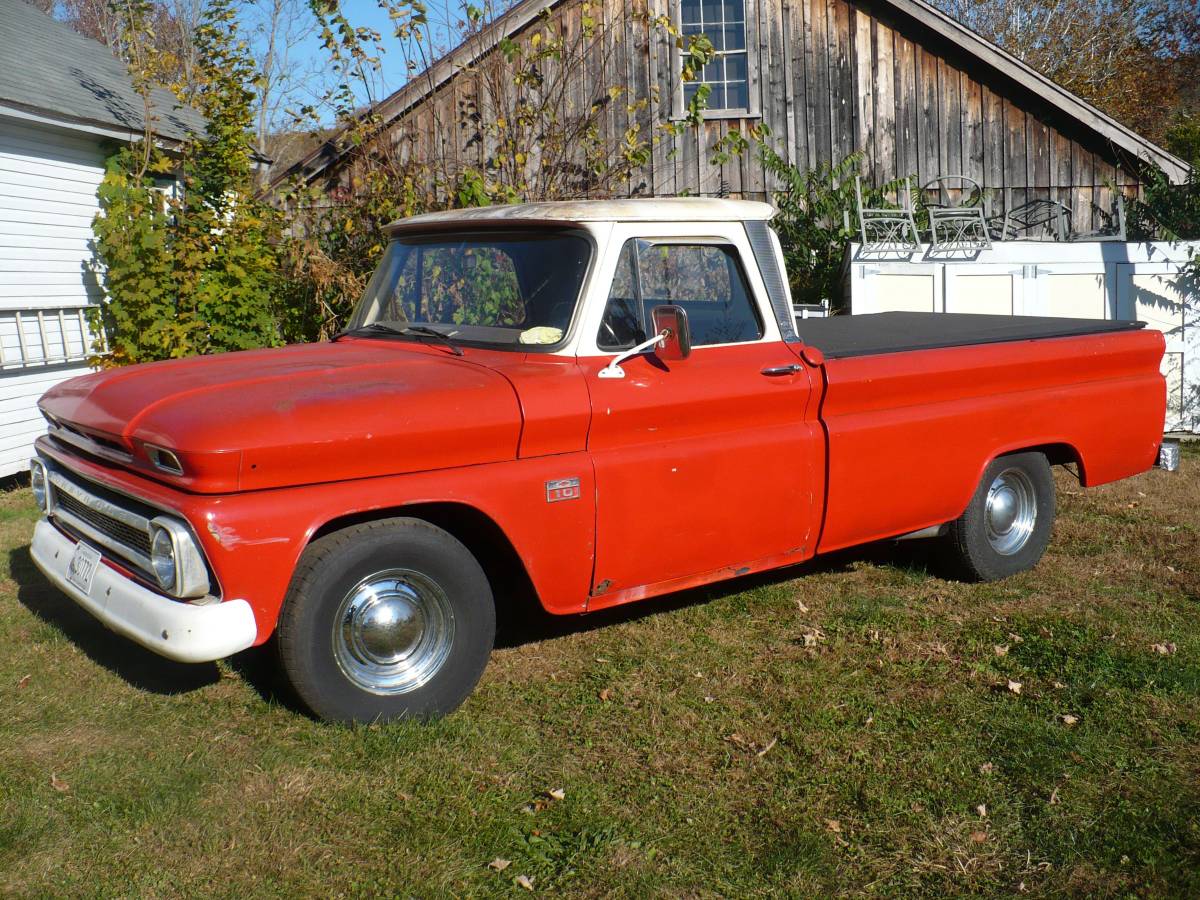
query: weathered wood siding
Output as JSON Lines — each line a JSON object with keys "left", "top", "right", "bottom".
{"left": 332, "top": 0, "right": 1147, "bottom": 231}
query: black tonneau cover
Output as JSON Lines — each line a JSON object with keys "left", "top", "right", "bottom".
{"left": 796, "top": 312, "right": 1144, "bottom": 360}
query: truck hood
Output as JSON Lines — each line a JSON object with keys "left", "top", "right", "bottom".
{"left": 38, "top": 341, "right": 523, "bottom": 492}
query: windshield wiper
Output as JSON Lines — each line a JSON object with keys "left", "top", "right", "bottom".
{"left": 333, "top": 322, "right": 464, "bottom": 356}
{"left": 400, "top": 325, "right": 464, "bottom": 356}
{"left": 332, "top": 322, "right": 409, "bottom": 341}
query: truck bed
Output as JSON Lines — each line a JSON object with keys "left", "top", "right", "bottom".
{"left": 796, "top": 312, "right": 1144, "bottom": 359}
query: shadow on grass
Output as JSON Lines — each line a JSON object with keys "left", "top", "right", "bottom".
{"left": 492, "top": 537, "right": 943, "bottom": 650}
{"left": 6, "top": 531, "right": 942, "bottom": 710}
{"left": 8, "top": 543, "right": 222, "bottom": 695}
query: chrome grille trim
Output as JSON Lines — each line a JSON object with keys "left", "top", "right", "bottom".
{"left": 47, "top": 470, "right": 154, "bottom": 573}
{"left": 45, "top": 422, "right": 134, "bottom": 465}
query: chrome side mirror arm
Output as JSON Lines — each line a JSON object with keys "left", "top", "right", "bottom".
{"left": 597, "top": 330, "right": 669, "bottom": 379}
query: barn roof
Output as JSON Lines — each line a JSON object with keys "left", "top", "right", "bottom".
{"left": 0, "top": 0, "right": 205, "bottom": 144}
{"left": 275, "top": 0, "right": 1190, "bottom": 189}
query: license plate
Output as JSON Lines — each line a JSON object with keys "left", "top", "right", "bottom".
{"left": 65, "top": 541, "right": 102, "bottom": 595}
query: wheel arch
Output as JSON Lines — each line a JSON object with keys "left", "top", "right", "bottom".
{"left": 987, "top": 441, "right": 1085, "bottom": 483}
{"left": 947, "top": 441, "right": 1082, "bottom": 527}
{"left": 308, "top": 502, "right": 542, "bottom": 624}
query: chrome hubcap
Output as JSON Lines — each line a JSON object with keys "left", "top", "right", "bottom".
{"left": 333, "top": 569, "right": 454, "bottom": 694}
{"left": 985, "top": 468, "right": 1037, "bottom": 555}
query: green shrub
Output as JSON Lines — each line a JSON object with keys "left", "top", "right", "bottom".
{"left": 760, "top": 146, "right": 913, "bottom": 309}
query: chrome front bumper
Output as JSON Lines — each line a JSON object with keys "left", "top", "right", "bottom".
{"left": 30, "top": 519, "right": 257, "bottom": 663}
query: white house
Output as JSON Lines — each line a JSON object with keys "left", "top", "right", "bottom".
{"left": 0, "top": 0, "right": 204, "bottom": 478}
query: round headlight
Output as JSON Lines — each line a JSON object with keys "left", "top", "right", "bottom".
{"left": 150, "top": 526, "right": 177, "bottom": 591}
{"left": 29, "top": 460, "right": 48, "bottom": 512}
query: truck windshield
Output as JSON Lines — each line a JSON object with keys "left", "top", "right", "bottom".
{"left": 347, "top": 231, "right": 592, "bottom": 349}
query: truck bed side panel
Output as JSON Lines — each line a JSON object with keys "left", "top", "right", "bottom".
{"left": 815, "top": 330, "right": 1166, "bottom": 554}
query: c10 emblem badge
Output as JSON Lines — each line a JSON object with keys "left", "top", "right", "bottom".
{"left": 546, "top": 477, "right": 581, "bottom": 503}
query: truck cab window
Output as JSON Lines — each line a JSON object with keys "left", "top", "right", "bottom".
{"left": 597, "top": 240, "right": 763, "bottom": 350}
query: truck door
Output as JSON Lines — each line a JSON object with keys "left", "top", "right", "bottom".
{"left": 580, "top": 226, "right": 822, "bottom": 605}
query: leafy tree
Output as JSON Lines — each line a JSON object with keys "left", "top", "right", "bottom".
{"left": 931, "top": 0, "right": 1199, "bottom": 145}
{"left": 275, "top": 0, "right": 715, "bottom": 341}
{"left": 91, "top": 0, "right": 280, "bottom": 364}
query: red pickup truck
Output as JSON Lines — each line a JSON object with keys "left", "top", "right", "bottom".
{"left": 29, "top": 199, "right": 1171, "bottom": 723}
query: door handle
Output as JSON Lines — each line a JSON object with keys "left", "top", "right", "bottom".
{"left": 760, "top": 364, "right": 803, "bottom": 376}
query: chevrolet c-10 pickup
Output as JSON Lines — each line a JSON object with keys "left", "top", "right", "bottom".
{"left": 28, "top": 198, "right": 1173, "bottom": 722}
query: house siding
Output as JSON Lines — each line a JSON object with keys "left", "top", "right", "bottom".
{"left": 0, "top": 114, "right": 103, "bottom": 478}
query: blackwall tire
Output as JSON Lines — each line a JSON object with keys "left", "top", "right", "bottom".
{"left": 276, "top": 517, "right": 495, "bottom": 724}
{"left": 944, "top": 452, "right": 1056, "bottom": 582}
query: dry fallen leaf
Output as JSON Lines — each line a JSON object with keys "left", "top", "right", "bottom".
{"left": 1061, "top": 714, "right": 1079, "bottom": 727}
{"left": 1007, "top": 633, "right": 1025, "bottom": 644}
{"left": 979, "top": 762, "right": 995, "bottom": 775}
{"left": 16, "top": 674, "right": 31, "bottom": 689}
{"left": 1152, "top": 642, "right": 1178, "bottom": 656}
{"left": 598, "top": 688, "right": 613, "bottom": 702}
{"left": 1053, "top": 681, "right": 1067, "bottom": 690}
{"left": 970, "top": 831, "right": 988, "bottom": 844}
{"left": 488, "top": 858, "right": 511, "bottom": 872}
{"left": 547, "top": 788, "right": 565, "bottom": 801}
{"left": 1049, "top": 787, "right": 1060, "bottom": 805}
{"left": 1006, "top": 680, "right": 1023, "bottom": 695}
{"left": 756, "top": 737, "right": 778, "bottom": 758}
{"left": 825, "top": 819, "right": 842, "bottom": 833}
{"left": 704, "top": 695, "right": 715, "bottom": 703}
{"left": 976, "top": 804, "right": 987, "bottom": 818}
{"left": 50, "top": 773, "right": 69, "bottom": 793}
{"left": 515, "top": 874, "right": 534, "bottom": 891}
{"left": 795, "top": 599, "right": 809, "bottom": 613}
{"left": 993, "top": 644, "right": 1009, "bottom": 657}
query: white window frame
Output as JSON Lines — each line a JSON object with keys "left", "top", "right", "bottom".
{"left": 671, "top": 0, "right": 761, "bottom": 121}
{"left": 576, "top": 221, "right": 780, "bottom": 357}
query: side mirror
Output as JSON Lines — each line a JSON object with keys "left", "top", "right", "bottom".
{"left": 651, "top": 305, "right": 692, "bottom": 361}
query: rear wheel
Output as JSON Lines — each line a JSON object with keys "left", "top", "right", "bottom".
{"left": 943, "top": 452, "right": 1056, "bottom": 581}
{"left": 277, "top": 518, "right": 495, "bottom": 724}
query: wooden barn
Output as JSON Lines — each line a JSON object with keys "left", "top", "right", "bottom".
{"left": 278, "top": 0, "right": 1190, "bottom": 231}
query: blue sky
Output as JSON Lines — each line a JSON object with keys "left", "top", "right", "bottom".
{"left": 261, "top": 0, "right": 475, "bottom": 126}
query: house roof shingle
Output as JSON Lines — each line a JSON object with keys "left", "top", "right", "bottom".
{"left": 0, "top": 0, "right": 205, "bottom": 143}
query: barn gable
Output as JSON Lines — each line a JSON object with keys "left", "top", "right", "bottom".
{"left": 278, "top": 0, "right": 1189, "bottom": 233}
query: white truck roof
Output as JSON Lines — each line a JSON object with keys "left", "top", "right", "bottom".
{"left": 385, "top": 197, "right": 777, "bottom": 232}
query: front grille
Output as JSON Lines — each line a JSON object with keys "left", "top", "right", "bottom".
{"left": 47, "top": 468, "right": 156, "bottom": 573}
{"left": 55, "top": 490, "right": 151, "bottom": 556}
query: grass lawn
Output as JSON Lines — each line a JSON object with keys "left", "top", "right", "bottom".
{"left": 1, "top": 452, "right": 1198, "bottom": 897}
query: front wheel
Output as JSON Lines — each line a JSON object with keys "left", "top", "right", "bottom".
{"left": 276, "top": 518, "right": 495, "bottom": 724}
{"left": 943, "top": 451, "right": 1056, "bottom": 582}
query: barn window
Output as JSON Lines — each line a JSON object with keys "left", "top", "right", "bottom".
{"left": 677, "top": 0, "right": 757, "bottom": 117}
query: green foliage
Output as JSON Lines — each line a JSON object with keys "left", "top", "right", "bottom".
{"left": 91, "top": 0, "right": 280, "bottom": 365}
{"left": 1127, "top": 115, "right": 1200, "bottom": 249}
{"left": 760, "top": 145, "right": 911, "bottom": 308}
{"left": 276, "top": 2, "right": 713, "bottom": 342}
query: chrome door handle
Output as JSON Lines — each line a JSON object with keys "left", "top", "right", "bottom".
{"left": 760, "top": 364, "right": 803, "bottom": 376}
